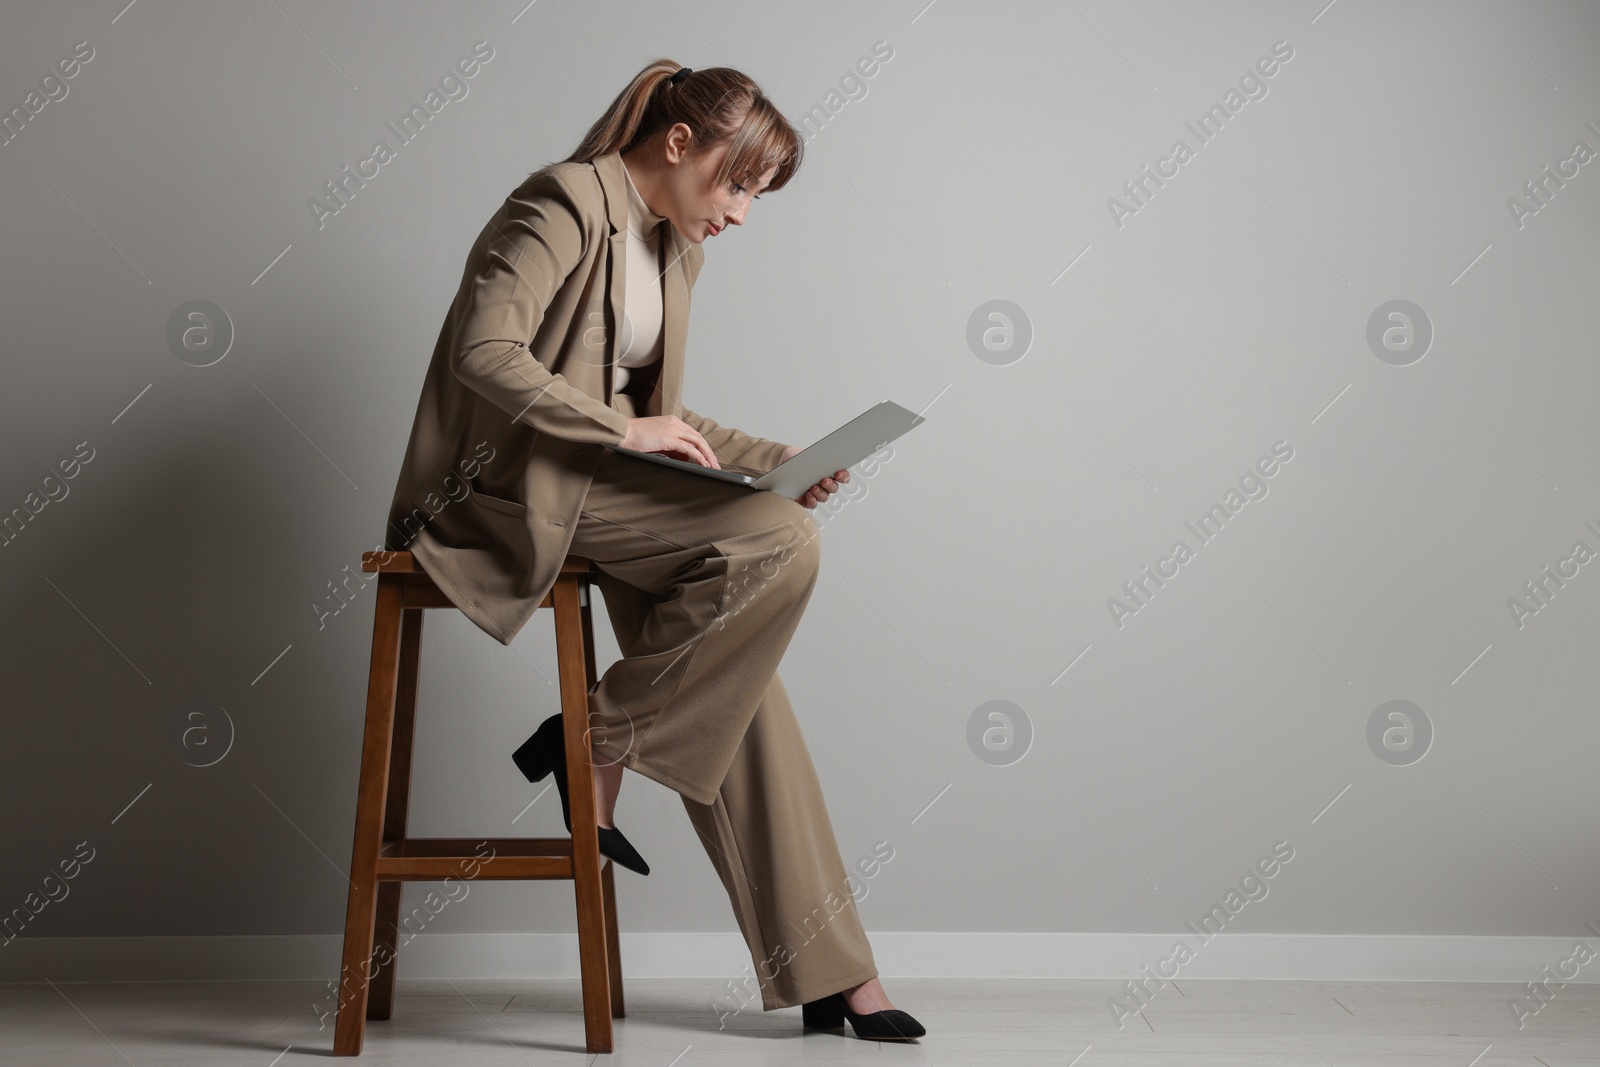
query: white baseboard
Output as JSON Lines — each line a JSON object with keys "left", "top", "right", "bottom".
{"left": 1, "top": 933, "right": 1595, "bottom": 983}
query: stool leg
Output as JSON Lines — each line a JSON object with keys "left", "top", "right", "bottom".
{"left": 579, "top": 575, "right": 599, "bottom": 693}
{"left": 368, "top": 607, "right": 424, "bottom": 1021}
{"left": 602, "top": 859, "right": 625, "bottom": 1018}
{"left": 333, "top": 576, "right": 404, "bottom": 1056}
{"left": 584, "top": 586, "right": 626, "bottom": 1019}
{"left": 553, "top": 575, "right": 614, "bottom": 1054}
{"left": 366, "top": 884, "right": 402, "bottom": 1022}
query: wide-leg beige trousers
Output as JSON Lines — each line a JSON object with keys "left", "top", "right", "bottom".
{"left": 564, "top": 409, "right": 878, "bottom": 1012}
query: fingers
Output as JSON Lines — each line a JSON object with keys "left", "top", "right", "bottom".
{"left": 669, "top": 424, "right": 718, "bottom": 469}
{"left": 682, "top": 425, "right": 719, "bottom": 469}
{"left": 792, "top": 469, "right": 855, "bottom": 506}
{"left": 663, "top": 440, "right": 716, "bottom": 469}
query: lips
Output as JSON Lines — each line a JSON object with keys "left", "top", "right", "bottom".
{"left": 708, "top": 221, "right": 722, "bottom": 236}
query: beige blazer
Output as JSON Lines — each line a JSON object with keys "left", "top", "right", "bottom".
{"left": 383, "top": 149, "right": 788, "bottom": 645}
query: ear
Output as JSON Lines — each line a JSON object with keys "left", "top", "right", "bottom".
{"left": 663, "top": 122, "right": 693, "bottom": 164}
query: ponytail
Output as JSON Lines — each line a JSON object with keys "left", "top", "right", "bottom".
{"left": 553, "top": 59, "right": 803, "bottom": 195}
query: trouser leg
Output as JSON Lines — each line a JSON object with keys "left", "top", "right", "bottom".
{"left": 567, "top": 448, "right": 823, "bottom": 806}
{"left": 686, "top": 670, "right": 880, "bottom": 1012}
{"left": 594, "top": 574, "right": 879, "bottom": 1013}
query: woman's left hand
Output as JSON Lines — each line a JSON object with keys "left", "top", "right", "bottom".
{"left": 778, "top": 444, "right": 849, "bottom": 509}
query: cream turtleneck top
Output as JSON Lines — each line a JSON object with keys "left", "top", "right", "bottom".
{"left": 614, "top": 162, "right": 670, "bottom": 393}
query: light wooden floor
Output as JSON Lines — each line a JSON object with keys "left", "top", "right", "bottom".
{"left": 2, "top": 976, "right": 1596, "bottom": 1065}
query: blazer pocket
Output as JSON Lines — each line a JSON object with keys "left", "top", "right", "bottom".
{"left": 468, "top": 483, "right": 528, "bottom": 518}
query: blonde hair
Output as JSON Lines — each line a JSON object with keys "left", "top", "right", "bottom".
{"left": 558, "top": 59, "right": 803, "bottom": 194}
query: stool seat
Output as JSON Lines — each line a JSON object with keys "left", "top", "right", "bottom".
{"left": 333, "top": 550, "right": 624, "bottom": 1055}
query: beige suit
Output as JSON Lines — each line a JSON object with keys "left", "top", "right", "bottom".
{"left": 385, "top": 149, "right": 790, "bottom": 643}
{"left": 384, "top": 150, "right": 878, "bottom": 1010}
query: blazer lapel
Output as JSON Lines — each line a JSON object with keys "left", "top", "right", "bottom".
{"left": 595, "top": 152, "right": 628, "bottom": 402}
{"left": 592, "top": 149, "right": 685, "bottom": 420}
{"left": 656, "top": 216, "right": 688, "bottom": 419}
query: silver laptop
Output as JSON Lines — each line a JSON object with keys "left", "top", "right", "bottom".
{"left": 611, "top": 400, "right": 925, "bottom": 498}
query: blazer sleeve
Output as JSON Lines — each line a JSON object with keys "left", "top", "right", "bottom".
{"left": 449, "top": 171, "right": 632, "bottom": 447}
{"left": 679, "top": 405, "right": 790, "bottom": 473}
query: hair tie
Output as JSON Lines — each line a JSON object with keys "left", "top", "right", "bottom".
{"left": 668, "top": 66, "right": 692, "bottom": 84}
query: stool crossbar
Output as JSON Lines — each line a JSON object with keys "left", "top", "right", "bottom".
{"left": 332, "top": 551, "right": 623, "bottom": 1055}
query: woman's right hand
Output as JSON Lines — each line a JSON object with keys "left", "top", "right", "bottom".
{"left": 620, "top": 416, "right": 721, "bottom": 470}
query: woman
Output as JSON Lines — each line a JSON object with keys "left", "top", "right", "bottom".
{"left": 383, "top": 60, "right": 925, "bottom": 1041}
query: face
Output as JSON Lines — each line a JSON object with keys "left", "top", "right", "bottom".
{"left": 657, "top": 123, "right": 778, "bottom": 244}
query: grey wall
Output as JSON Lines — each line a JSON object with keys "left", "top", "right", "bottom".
{"left": 2, "top": 0, "right": 1597, "bottom": 958}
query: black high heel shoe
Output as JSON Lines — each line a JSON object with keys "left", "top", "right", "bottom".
{"left": 512, "top": 713, "right": 650, "bottom": 876}
{"left": 802, "top": 990, "right": 926, "bottom": 1041}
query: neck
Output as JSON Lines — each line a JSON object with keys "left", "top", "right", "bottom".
{"left": 620, "top": 150, "right": 665, "bottom": 217}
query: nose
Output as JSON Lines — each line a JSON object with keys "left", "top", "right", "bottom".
{"left": 725, "top": 200, "right": 749, "bottom": 226}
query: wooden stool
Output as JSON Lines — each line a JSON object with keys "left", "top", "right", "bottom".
{"left": 332, "top": 551, "right": 624, "bottom": 1055}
